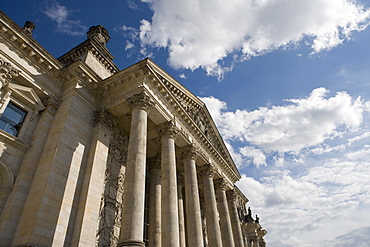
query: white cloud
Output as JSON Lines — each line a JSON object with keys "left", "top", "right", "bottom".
{"left": 139, "top": 0, "right": 370, "bottom": 77}
{"left": 237, "top": 155, "right": 370, "bottom": 246}
{"left": 201, "top": 88, "right": 365, "bottom": 155}
{"left": 203, "top": 88, "right": 370, "bottom": 245}
{"left": 125, "top": 41, "right": 135, "bottom": 50}
{"left": 42, "top": 1, "right": 86, "bottom": 36}
{"left": 240, "top": 146, "right": 266, "bottom": 168}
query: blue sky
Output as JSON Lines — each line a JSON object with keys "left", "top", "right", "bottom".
{"left": 3, "top": 0, "right": 370, "bottom": 246}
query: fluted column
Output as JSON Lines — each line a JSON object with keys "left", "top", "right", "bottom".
{"left": 215, "top": 178, "right": 235, "bottom": 247}
{"left": 182, "top": 144, "right": 204, "bottom": 247}
{"left": 227, "top": 190, "right": 245, "bottom": 247}
{"left": 148, "top": 156, "right": 161, "bottom": 247}
{"left": 199, "top": 165, "right": 222, "bottom": 247}
{"left": 159, "top": 121, "right": 180, "bottom": 247}
{"left": 119, "top": 92, "right": 155, "bottom": 247}
{"left": 177, "top": 174, "right": 186, "bottom": 247}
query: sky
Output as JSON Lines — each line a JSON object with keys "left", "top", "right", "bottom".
{"left": 2, "top": 0, "right": 370, "bottom": 246}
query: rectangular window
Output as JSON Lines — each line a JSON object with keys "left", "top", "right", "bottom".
{"left": 0, "top": 102, "right": 27, "bottom": 136}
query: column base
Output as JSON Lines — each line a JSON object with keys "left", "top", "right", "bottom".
{"left": 117, "top": 240, "right": 145, "bottom": 247}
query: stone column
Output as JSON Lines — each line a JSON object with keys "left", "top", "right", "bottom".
{"left": 215, "top": 178, "right": 235, "bottom": 247}
{"left": 118, "top": 92, "right": 155, "bottom": 247}
{"left": 199, "top": 165, "right": 222, "bottom": 247}
{"left": 182, "top": 144, "right": 204, "bottom": 247}
{"left": 227, "top": 190, "right": 245, "bottom": 247}
{"left": 177, "top": 174, "right": 186, "bottom": 247}
{"left": 148, "top": 156, "right": 161, "bottom": 247}
{"left": 159, "top": 121, "right": 180, "bottom": 247}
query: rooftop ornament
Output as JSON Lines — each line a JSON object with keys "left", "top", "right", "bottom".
{"left": 23, "top": 21, "right": 35, "bottom": 35}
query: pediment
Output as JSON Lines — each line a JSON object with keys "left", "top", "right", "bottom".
{"left": 8, "top": 82, "right": 45, "bottom": 111}
{"left": 145, "top": 60, "right": 240, "bottom": 178}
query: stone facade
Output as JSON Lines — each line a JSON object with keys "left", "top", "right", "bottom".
{"left": 0, "top": 11, "right": 266, "bottom": 246}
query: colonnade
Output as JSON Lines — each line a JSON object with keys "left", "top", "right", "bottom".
{"left": 117, "top": 92, "right": 245, "bottom": 247}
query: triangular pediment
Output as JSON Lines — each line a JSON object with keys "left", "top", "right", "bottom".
{"left": 145, "top": 60, "right": 240, "bottom": 179}
{"left": 9, "top": 82, "right": 45, "bottom": 111}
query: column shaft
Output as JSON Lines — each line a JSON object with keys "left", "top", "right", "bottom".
{"left": 148, "top": 158, "right": 161, "bottom": 247}
{"left": 183, "top": 145, "right": 204, "bottom": 247}
{"left": 177, "top": 176, "right": 186, "bottom": 247}
{"left": 160, "top": 121, "right": 180, "bottom": 247}
{"left": 227, "top": 190, "right": 245, "bottom": 247}
{"left": 201, "top": 168, "right": 222, "bottom": 247}
{"left": 119, "top": 92, "right": 154, "bottom": 247}
{"left": 215, "top": 179, "right": 235, "bottom": 247}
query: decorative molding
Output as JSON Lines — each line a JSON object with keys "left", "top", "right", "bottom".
{"left": 87, "top": 25, "right": 111, "bottom": 45}
{"left": 23, "top": 21, "right": 35, "bottom": 35}
{"left": 0, "top": 59, "right": 20, "bottom": 89}
{"left": 42, "top": 95, "right": 61, "bottom": 115}
{"left": 126, "top": 91, "right": 155, "bottom": 113}
{"left": 97, "top": 130, "right": 128, "bottom": 246}
{"left": 94, "top": 109, "right": 116, "bottom": 129}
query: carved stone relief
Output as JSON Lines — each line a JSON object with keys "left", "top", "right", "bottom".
{"left": 97, "top": 129, "right": 128, "bottom": 247}
{"left": 0, "top": 59, "right": 19, "bottom": 89}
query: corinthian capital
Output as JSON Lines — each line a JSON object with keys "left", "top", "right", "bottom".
{"left": 0, "top": 59, "right": 20, "bottom": 89}
{"left": 158, "top": 120, "right": 180, "bottom": 139}
{"left": 94, "top": 109, "right": 116, "bottom": 128}
{"left": 181, "top": 143, "right": 200, "bottom": 161}
{"left": 198, "top": 164, "right": 216, "bottom": 181}
{"left": 214, "top": 178, "right": 228, "bottom": 191}
{"left": 226, "top": 189, "right": 237, "bottom": 201}
{"left": 127, "top": 91, "right": 155, "bottom": 113}
{"left": 43, "top": 95, "right": 61, "bottom": 114}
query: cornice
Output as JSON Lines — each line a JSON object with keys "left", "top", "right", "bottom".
{"left": 58, "top": 38, "right": 119, "bottom": 75}
{"left": 0, "top": 11, "right": 63, "bottom": 76}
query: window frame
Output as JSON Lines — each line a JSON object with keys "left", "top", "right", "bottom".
{"left": 0, "top": 82, "right": 45, "bottom": 140}
{"left": 0, "top": 101, "right": 28, "bottom": 137}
